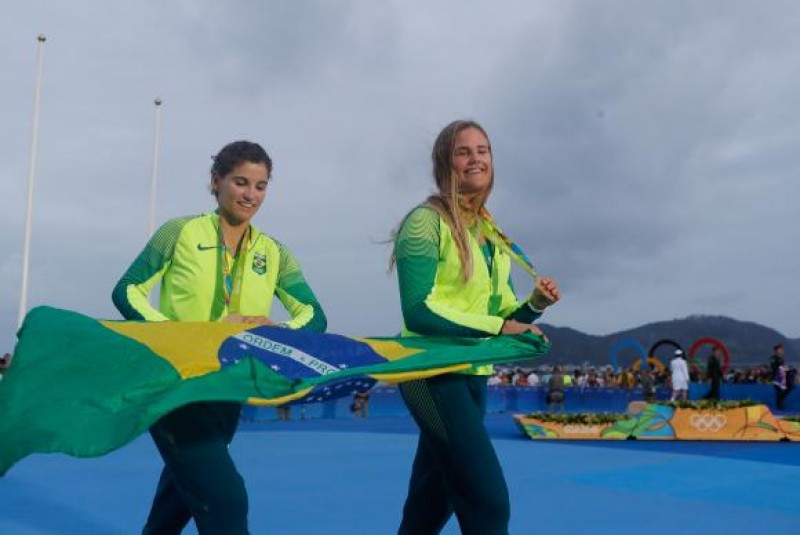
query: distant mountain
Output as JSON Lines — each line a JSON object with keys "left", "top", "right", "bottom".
{"left": 530, "top": 315, "right": 799, "bottom": 369}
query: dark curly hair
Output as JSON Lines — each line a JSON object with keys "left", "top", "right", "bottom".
{"left": 210, "top": 140, "right": 272, "bottom": 185}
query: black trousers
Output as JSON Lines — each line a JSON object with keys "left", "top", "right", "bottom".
{"left": 398, "top": 374, "right": 510, "bottom": 535}
{"left": 143, "top": 401, "right": 248, "bottom": 535}
{"left": 704, "top": 380, "right": 721, "bottom": 400}
{"left": 775, "top": 386, "right": 790, "bottom": 410}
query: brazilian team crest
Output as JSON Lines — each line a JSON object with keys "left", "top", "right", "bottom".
{"left": 252, "top": 253, "right": 267, "bottom": 275}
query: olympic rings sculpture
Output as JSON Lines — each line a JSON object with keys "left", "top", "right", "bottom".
{"left": 605, "top": 337, "right": 731, "bottom": 374}
{"left": 608, "top": 339, "right": 647, "bottom": 371}
{"left": 648, "top": 339, "right": 685, "bottom": 362}
{"left": 688, "top": 337, "right": 730, "bottom": 373}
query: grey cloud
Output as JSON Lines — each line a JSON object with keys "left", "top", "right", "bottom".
{"left": 476, "top": 1, "right": 800, "bottom": 334}
{"left": 3, "top": 0, "right": 800, "bottom": 352}
{"left": 173, "top": 1, "right": 401, "bottom": 97}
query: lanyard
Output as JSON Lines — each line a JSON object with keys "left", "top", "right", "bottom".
{"left": 479, "top": 240, "right": 494, "bottom": 273}
{"left": 221, "top": 226, "right": 250, "bottom": 314}
{"left": 477, "top": 208, "right": 539, "bottom": 282}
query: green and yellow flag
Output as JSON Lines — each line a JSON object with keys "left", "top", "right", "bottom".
{"left": 0, "top": 306, "right": 549, "bottom": 475}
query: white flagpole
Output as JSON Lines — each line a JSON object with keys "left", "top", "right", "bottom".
{"left": 148, "top": 97, "right": 163, "bottom": 236}
{"left": 18, "top": 34, "right": 47, "bottom": 328}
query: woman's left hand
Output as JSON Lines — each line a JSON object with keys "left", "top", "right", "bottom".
{"left": 502, "top": 320, "right": 548, "bottom": 342}
{"left": 530, "top": 276, "right": 560, "bottom": 310}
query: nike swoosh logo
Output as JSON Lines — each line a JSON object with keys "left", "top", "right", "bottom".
{"left": 197, "top": 244, "right": 219, "bottom": 251}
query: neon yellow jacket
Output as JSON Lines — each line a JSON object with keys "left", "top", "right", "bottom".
{"left": 112, "top": 212, "right": 326, "bottom": 331}
{"left": 394, "top": 205, "right": 541, "bottom": 374}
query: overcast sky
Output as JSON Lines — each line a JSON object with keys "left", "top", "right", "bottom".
{"left": 2, "top": 0, "right": 799, "bottom": 353}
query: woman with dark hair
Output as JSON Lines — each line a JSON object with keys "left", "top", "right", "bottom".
{"left": 113, "top": 140, "right": 326, "bottom": 534}
{"left": 391, "top": 120, "right": 560, "bottom": 534}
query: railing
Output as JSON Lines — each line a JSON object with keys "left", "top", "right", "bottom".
{"left": 240, "top": 383, "right": 799, "bottom": 421}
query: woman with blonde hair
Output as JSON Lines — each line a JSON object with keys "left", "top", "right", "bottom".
{"left": 391, "top": 120, "right": 560, "bottom": 534}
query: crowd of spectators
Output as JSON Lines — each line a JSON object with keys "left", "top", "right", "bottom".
{"left": 488, "top": 361, "right": 798, "bottom": 390}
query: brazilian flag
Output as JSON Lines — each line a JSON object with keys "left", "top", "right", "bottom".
{"left": 0, "top": 306, "right": 549, "bottom": 475}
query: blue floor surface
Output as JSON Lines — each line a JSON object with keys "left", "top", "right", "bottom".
{"left": 2, "top": 414, "right": 799, "bottom": 534}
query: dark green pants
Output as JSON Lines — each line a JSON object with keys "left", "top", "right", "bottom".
{"left": 398, "top": 374, "right": 510, "bottom": 535}
{"left": 143, "top": 401, "right": 248, "bottom": 535}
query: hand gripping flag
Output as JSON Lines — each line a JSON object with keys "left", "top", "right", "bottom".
{"left": 0, "top": 306, "right": 549, "bottom": 475}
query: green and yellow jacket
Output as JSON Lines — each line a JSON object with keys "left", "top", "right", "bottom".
{"left": 394, "top": 205, "right": 541, "bottom": 374}
{"left": 112, "top": 212, "right": 326, "bottom": 331}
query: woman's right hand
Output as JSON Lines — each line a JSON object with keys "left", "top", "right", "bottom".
{"left": 222, "top": 314, "right": 275, "bottom": 326}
